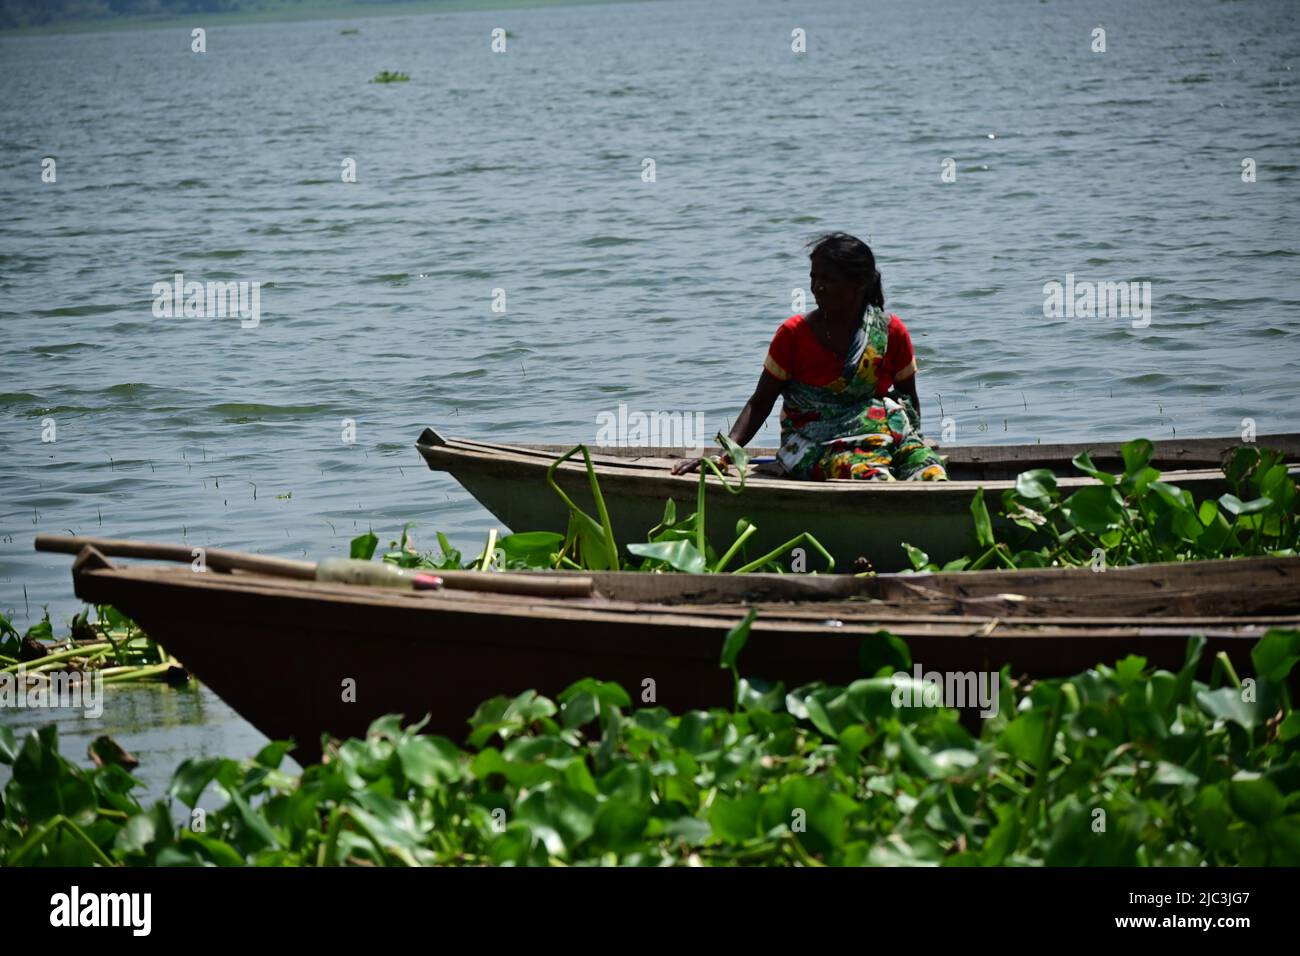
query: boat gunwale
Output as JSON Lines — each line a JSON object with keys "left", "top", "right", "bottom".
{"left": 414, "top": 438, "right": 1272, "bottom": 494}
{"left": 72, "top": 563, "right": 1295, "bottom": 644}
{"left": 418, "top": 430, "right": 1300, "bottom": 470}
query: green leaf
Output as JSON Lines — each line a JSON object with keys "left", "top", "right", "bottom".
{"left": 1259, "top": 465, "right": 1297, "bottom": 511}
{"left": 898, "top": 726, "right": 943, "bottom": 780}
{"left": 660, "top": 497, "right": 677, "bottom": 528}
{"left": 1171, "top": 634, "right": 1206, "bottom": 707}
{"left": 497, "top": 531, "right": 566, "bottom": 566}
{"left": 1152, "top": 762, "right": 1199, "bottom": 786}
{"left": 759, "top": 776, "right": 857, "bottom": 856}
{"left": 1196, "top": 687, "right": 1260, "bottom": 731}
{"left": 626, "top": 539, "right": 707, "bottom": 574}
{"left": 981, "top": 805, "right": 1020, "bottom": 865}
{"left": 558, "top": 678, "right": 631, "bottom": 710}
{"left": 1014, "top": 468, "right": 1057, "bottom": 502}
{"left": 715, "top": 432, "right": 751, "bottom": 474}
{"left": 1062, "top": 485, "right": 1123, "bottom": 534}
{"left": 999, "top": 710, "right": 1049, "bottom": 765}
{"left": 709, "top": 793, "right": 763, "bottom": 844}
{"left": 592, "top": 800, "right": 649, "bottom": 852}
{"left": 971, "top": 487, "right": 994, "bottom": 548}
{"left": 867, "top": 829, "right": 945, "bottom": 866}
{"left": 1198, "top": 509, "right": 1234, "bottom": 554}
{"left": 1009, "top": 550, "right": 1048, "bottom": 568}
{"left": 1263, "top": 816, "right": 1300, "bottom": 865}
{"left": 1228, "top": 776, "right": 1284, "bottom": 826}
{"left": 1219, "top": 493, "right": 1272, "bottom": 516}
{"left": 720, "top": 608, "right": 757, "bottom": 670}
{"left": 114, "top": 802, "right": 171, "bottom": 856}
{"left": 230, "top": 791, "right": 284, "bottom": 849}
{"left": 902, "top": 542, "right": 930, "bottom": 571}
{"left": 396, "top": 734, "right": 461, "bottom": 788}
{"left": 466, "top": 691, "right": 558, "bottom": 747}
{"left": 737, "top": 676, "right": 786, "bottom": 713}
{"left": 1149, "top": 481, "right": 1192, "bottom": 513}
{"left": 1224, "top": 446, "right": 1260, "bottom": 487}
{"left": 1120, "top": 439, "right": 1154, "bottom": 475}
{"left": 435, "top": 531, "right": 460, "bottom": 564}
{"left": 515, "top": 787, "right": 598, "bottom": 856}
{"left": 1278, "top": 713, "right": 1300, "bottom": 743}
{"left": 858, "top": 630, "right": 911, "bottom": 676}
{"left": 253, "top": 741, "right": 294, "bottom": 770}
{"left": 178, "top": 830, "right": 245, "bottom": 867}
{"left": 350, "top": 532, "right": 378, "bottom": 560}
{"left": 1072, "top": 451, "right": 1116, "bottom": 485}
{"left": 1251, "top": 628, "right": 1300, "bottom": 683}
{"left": 168, "top": 758, "right": 227, "bottom": 809}
{"left": 1113, "top": 655, "right": 1147, "bottom": 686}
{"left": 658, "top": 816, "right": 712, "bottom": 846}
{"left": 1171, "top": 506, "right": 1204, "bottom": 542}
{"left": 1122, "top": 466, "right": 1161, "bottom": 498}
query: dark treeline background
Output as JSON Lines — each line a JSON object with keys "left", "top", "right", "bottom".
{"left": 0, "top": 0, "right": 427, "bottom": 30}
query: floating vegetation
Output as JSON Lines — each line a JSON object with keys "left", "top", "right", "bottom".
{"left": 904, "top": 441, "right": 1299, "bottom": 572}
{"left": 369, "top": 71, "right": 410, "bottom": 84}
{"left": 0, "top": 606, "right": 187, "bottom": 686}
{"left": 2, "top": 618, "right": 1297, "bottom": 866}
{"left": 340, "top": 28, "right": 359, "bottom": 35}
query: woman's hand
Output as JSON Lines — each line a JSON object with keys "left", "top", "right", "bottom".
{"left": 671, "top": 454, "right": 728, "bottom": 476}
{"left": 670, "top": 369, "right": 779, "bottom": 477}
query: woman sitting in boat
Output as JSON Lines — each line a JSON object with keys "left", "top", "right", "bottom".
{"left": 673, "top": 232, "right": 947, "bottom": 481}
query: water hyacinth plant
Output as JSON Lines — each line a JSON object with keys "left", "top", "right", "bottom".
{"left": 379, "top": 436, "right": 1294, "bottom": 579}
{"left": 2, "top": 619, "right": 1297, "bottom": 866}
{"left": 1, "top": 607, "right": 185, "bottom": 686}
{"left": 357, "top": 436, "right": 834, "bottom": 575}
{"left": 903, "top": 440, "right": 1298, "bottom": 573}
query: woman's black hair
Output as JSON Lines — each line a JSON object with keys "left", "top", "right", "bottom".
{"left": 806, "top": 232, "right": 885, "bottom": 311}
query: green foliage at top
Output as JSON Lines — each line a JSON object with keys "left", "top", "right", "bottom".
{"left": 904, "top": 441, "right": 1298, "bottom": 572}
{"left": 3, "top": 621, "right": 1298, "bottom": 866}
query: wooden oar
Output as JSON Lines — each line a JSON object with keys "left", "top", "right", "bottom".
{"left": 34, "top": 534, "right": 594, "bottom": 599}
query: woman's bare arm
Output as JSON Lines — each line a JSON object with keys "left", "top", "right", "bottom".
{"left": 891, "top": 370, "right": 921, "bottom": 418}
{"left": 671, "top": 370, "right": 784, "bottom": 474}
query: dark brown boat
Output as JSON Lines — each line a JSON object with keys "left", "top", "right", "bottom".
{"left": 39, "top": 535, "right": 1300, "bottom": 763}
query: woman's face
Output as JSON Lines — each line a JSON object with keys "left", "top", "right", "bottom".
{"left": 809, "top": 251, "right": 866, "bottom": 316}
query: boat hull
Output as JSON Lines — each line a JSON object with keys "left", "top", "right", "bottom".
{"left": 71, "top": 557, "right": 1300, "bottom": 763}
{"left": 416, "top": 431, "right": 1299, "bottom": 571}
{"left": 453, "top": 466, "right": 1069, "bottom": 572}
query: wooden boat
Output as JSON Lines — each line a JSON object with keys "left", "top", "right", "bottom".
{"left": 415, "top": 428, "right": 1300, "bottom": 572}
{"left": 47, "top": 536, "right": 1300, "bottom": 764}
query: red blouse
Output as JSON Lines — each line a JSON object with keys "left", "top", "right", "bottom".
{"left": 763, "top": 312, "right": 917, "bottom": 395}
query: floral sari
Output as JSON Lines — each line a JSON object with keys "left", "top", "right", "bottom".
{"left": 770, "top": 307, "right": 948, "bottom": 481}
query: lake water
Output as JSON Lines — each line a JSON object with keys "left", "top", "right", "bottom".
{"left": 2, "top": 0, "right": 1298, "bottom": 796}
